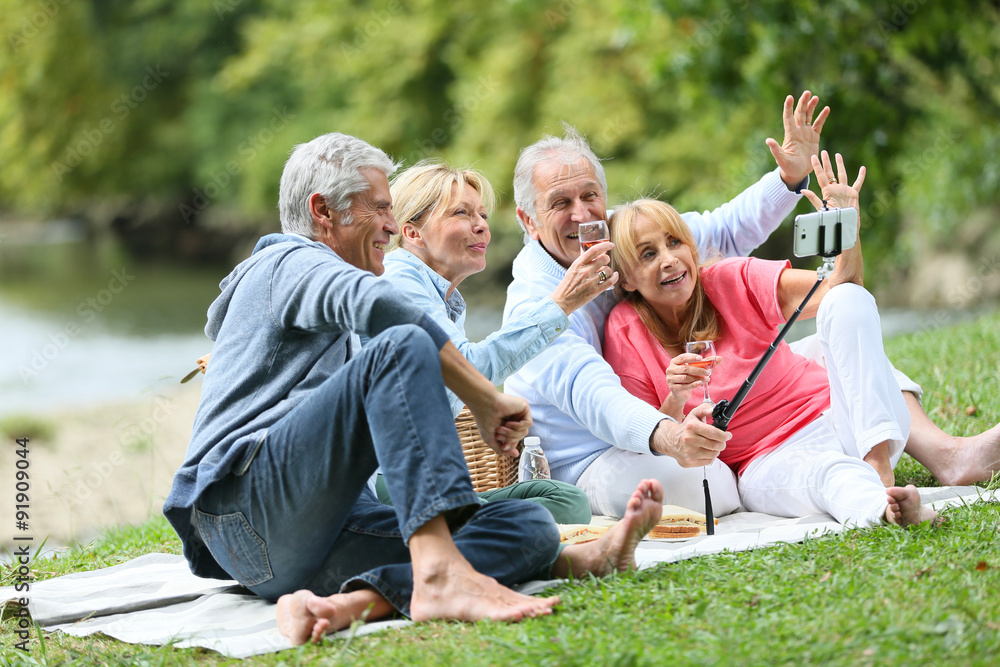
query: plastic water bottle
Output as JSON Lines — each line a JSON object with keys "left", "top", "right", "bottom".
{"left": 519, "top": 437, "right": 551, "bottom": 481}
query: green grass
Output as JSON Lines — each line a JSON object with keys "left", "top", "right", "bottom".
{"left": 0, "top": 416, "right": 57, "bottom": 444}
{"left": 3, "top": 312, "right": 1000, "bottom": 666}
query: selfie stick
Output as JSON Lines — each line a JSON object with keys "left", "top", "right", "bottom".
{"left": 711, "top": 203, "right": 842, "bottom": 433}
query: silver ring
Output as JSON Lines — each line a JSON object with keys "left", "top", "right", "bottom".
{"left": 598, "top": 270, "right": 608, "bottom": 283}
{"left": 828, "top": 176, "right": 837, "bottom": 184}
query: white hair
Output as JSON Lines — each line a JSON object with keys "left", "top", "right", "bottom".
{"left": 512, "top": 123, "right": 608, "bottom": 241}
{"left": 278, "top": 132, "right": 398, "bottom": 237}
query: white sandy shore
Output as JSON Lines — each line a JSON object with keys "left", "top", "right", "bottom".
{"left": 1, "top": 382, "right": 202, "bottom": 551}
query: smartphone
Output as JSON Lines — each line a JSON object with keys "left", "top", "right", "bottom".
{"left": 793, "top": 207, "right": 858, "bottom": 257}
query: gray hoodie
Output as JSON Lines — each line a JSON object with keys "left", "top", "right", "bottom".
{"left": 163, "top": 233, "right": 449, "bottom": 578}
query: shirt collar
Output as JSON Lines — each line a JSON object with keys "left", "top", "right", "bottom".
{"left": 388, "top": 248, "right": 467, "bottom": 323}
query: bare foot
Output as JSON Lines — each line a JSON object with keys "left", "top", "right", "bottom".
{"left": 944, "top": 424, "right": 1000, "bottom": 486}
{"left": 864, "top": 442, "right": 895, "bottom": 487}
{"left": 901, "top": 393, "right": 1000, "bottom": 485}
{"left": 553, "top": 479, "right": 664, "bottom": 579}
{"left": 276, "top": 588, "right": 393, "bottom": 646}
{"left": 884, "top": 484, "right": 938, "bottom": 527}
{"left": 408, "top": 515, "right": 559, "bottom": 624}
{"left": 409, "top": 558, "right": 558, "bottom": 623}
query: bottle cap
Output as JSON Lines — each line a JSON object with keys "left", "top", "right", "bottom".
{"left": 523, "top": 436, "right": 541, "bottom": 448}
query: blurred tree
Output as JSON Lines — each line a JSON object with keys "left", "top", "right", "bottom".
{"left": 1, "top": 0, "right": 998, "bottom": 299}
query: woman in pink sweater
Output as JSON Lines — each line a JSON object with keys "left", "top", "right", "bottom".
{"left": 603, "top": 152, "right": 937, "bottom": 528}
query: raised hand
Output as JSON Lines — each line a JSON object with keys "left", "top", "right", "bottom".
{"left": 801, "top": 150, "right": 866, "bottom": 212}
{"left": 766, "top": 91, "right": 830, "bottom": 188}
{"left": 801, "top": 151, "right": 867, "bottom": 288}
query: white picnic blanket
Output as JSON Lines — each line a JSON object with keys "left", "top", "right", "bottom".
{"left": 1, "top": 486, "right": 994, "bottom": 659}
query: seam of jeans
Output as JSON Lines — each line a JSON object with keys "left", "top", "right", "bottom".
{"left": 236, "top": 429, "right": 268, "bottom": 476}
{"left": 342, "top": 572, "right": 411, "bottom": 618}
{"left": 341, "top": 522, "right": 404, "bottom": 539}
{"left": 382, "top": 336, "right": 477, "bottom": 542}
{"left": 401, "top": 493, "right": 482, "bottom": 543}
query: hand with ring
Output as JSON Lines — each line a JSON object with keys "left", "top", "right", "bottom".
{"left": 549, "top": 240, "right": 617, "bottom": 315}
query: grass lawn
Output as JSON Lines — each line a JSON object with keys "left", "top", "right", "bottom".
{"left": 3, "top": 311, "right": 999, "bottom": 666}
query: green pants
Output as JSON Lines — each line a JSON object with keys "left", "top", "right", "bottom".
{"left": 375, "top": 475, "right": 591, "bottom": 525}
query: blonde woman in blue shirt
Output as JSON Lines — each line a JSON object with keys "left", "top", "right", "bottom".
{"left": 375, "top": 160, "right": 615, "bottom": 523}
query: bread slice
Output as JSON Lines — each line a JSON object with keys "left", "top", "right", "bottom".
{"left": 649, "top": 524, "right": 702, "bottom": 539}
{"left": 659, "top": 504, "right": 718, "bottom": 526}
{"left": 645, "top": 504, "right": 719, "bottom": 539}
{"left": 559, "top": 524, "right": 610, "bottom": 545}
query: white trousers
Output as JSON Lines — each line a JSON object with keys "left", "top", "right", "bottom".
{"left": 789, "top": 333, "right": 923, "bottom": 400}
{"left": 739, "top": 284, "right": 910, "bottom": 527}
{"left": 577, "top": 446, "right": 742, "bottom": 519}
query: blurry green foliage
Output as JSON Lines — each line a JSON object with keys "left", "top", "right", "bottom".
{"left": 1, "top": 0, "right": 998, "bottom": 289}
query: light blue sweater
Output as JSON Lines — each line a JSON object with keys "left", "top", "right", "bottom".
{"left": 164, "top": 233, "right": 449, "bottom": 578}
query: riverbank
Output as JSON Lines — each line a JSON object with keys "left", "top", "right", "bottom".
{"left": 0, "top": 382, "right": 202, "bottom": 552}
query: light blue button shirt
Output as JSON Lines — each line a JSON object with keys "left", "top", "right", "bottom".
{"left": 376, "top": 247, "right": 570, "bottom": 417}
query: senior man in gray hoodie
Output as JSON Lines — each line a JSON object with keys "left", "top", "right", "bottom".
{"left": 164, "top": 132, "right": 664, "bottom": 645}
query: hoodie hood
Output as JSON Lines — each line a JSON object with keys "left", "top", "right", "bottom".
{"left": 205, "top": 233, "right": 320, "bottom": 340}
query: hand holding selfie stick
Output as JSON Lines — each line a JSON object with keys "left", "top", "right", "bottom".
{"left": 711, "top": 201, "right": 844, "bottom": 434}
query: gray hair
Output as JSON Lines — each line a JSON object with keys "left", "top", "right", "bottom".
{"left": 512, "top": 123, "right": 608, "bottom": 238}
{"left": 278, "top": 132, "right": 398, "bottom": 237}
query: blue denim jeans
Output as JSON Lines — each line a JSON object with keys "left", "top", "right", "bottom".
{"left": 191, "top": 325, "right": 560, "bottom": 614}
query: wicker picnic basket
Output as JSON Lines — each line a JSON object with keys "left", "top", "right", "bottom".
{"left": 456, "top": 407, "right": 522, "bottom": 492}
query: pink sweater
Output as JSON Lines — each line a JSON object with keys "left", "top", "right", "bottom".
{"left": 604, "top": 257, "right": 831, "bottom": 475}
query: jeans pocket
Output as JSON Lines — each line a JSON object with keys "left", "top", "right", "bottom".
{"left": 193, "top": 509, "right": 273, "bottom": 587}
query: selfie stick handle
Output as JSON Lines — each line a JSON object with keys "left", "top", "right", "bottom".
{"left": 702, "top": 475, "right": 715, "bottom": 535}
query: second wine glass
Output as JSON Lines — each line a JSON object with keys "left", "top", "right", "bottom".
{"left": 684, "top": 340, "right": 717, "bottom": 405}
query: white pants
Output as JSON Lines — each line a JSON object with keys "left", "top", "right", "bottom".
{"left": 739, "top": 284, "right": 910, "bottom": 527}
{"left": 577, "top": 447, "right": 741, "bottom": 520}
{"left": 789, "top": 334, "right": 923, "bottom": 401}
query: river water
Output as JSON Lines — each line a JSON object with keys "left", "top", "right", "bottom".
{"left": 0, "top": 237, "right": 504, "bottom": 418}
{"left": 0, "top": 236, "right": 985, "bottom": 419}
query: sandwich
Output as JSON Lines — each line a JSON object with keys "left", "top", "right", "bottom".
{"left": 559, "top": 524, "right": 610, "bottom": 545}
{"left": 647, "top": 504, "right": 718, "bottom": 539}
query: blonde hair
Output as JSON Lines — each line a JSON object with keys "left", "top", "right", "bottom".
{"left": 389, "top": 160, "right": 497, "bottom": 250}
{"left": 609, "top": 199, "right": 720, "bottom": 349}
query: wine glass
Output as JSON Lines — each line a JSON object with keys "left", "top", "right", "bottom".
{"left": 684, "top": 340, "right": 717, "bottom": 406}
{"left": 578, "top": 220, "right": 610, "bottom": 251}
